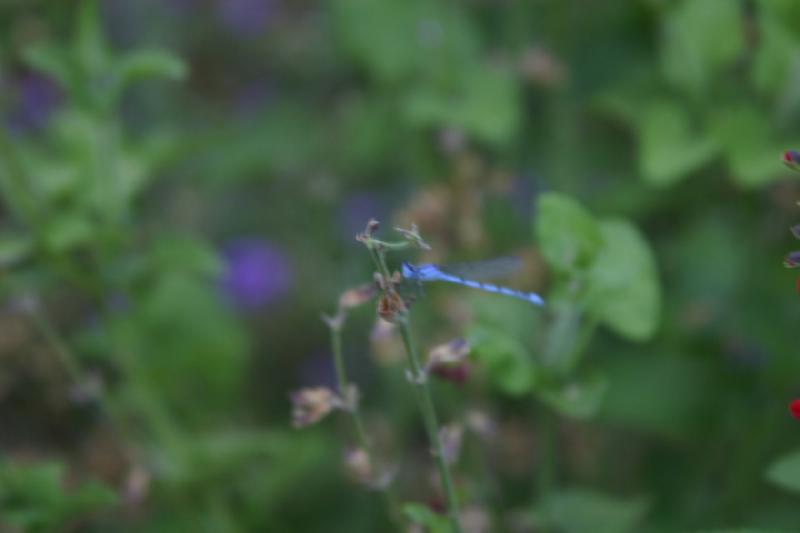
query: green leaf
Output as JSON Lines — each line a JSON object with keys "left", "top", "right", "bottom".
{"left": 0, "top": 460, "right": 117, "bottom": 530}
{"left": 537, "top": 488, "right": 649, "bottom": 533}
{"left": 709, "top": 107, "right": 788, "bottom": 187}
{"left": 148, "top": 234, "right": 222, "bottom": 278}
{"left": 107, "top": 50, "right": 187, "bottom": 106}
{"left": 75, "top": 0, "right": 110, "bottom": 77}
{"left": 42, "top": 214, "right": 95, "bottom": 253}
{"left": 586, "top": 219, "right": 660, "bottom": 341}
{"left": 539, "top": 375, "right": 608, "bottom": 420}
{"left": 404, "top": 65, "right": 521, "bottom": 145}
{"left": 599, "top": 355, "right": 710, "bottom": 439}
{"left": 751, "top": 4, "right": 800, "bottom": 94}
{"left": 766, "top": 449, "right": 800, "bottom": 493}
{"left": 468, "top": 326, "right": 537, "bottom": 396}
{"left": 113, "top": 274, "right": 248, "bottom": 420}
{"left": 637, "top": 100, "right": 717, "bottom": 186}
{"left": 0, "top": 235, "right": 32, "bottom": 267}
{"left": 660, "top": 0, "right": 744, "bottom": 97}
{"left": 403, "top": 503, "right": 450, "bottom": 533}
{"left": 535, "top": 193, "right": 602, "bottom": 272}
{"left": 333, "top": 0, "right": 478, "bottom": 83}
{"left": 22, "top": 45, "right": 74, "bottom": 92}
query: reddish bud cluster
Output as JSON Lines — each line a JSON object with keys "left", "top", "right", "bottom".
{"left": 790, "top": 399, "right": 800, "bottom": 420}
{"left": 783, "top": 150, "right": 800, "bottom": 171}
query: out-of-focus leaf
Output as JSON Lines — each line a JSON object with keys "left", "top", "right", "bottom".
{"left": 403, "top": 503, "right": 450, "bottom": 533}
{"left": 637, "top": 100, "right": 717, "bottom": 186}
{"left": 0, "top": 460, "right": 117, "bottom": 530}
{"left": 468, "top": 325, "right": 537, "bottom": 396}
{"left": 42, "top": 213, "right": 95, "bottom": 253}
{"left": 404, "top": 65, "right": 520, "bottom": 145}
{"left": 751, "top": 4, "right": 800, "bottom": 95}
{"left": 113, "top": 274, "right": 247, "bottom": 420}
{"left": 0, "top": 235, "right": 32, "bottom": 267}
{"left": 148, "top": 234, "right": 223, "bottom": 278}
{"left": 766, "top": 449, "right": 800, "bottom": 493}
{"left": 598, "top": 355, "right": 710, "bottom": 438}
{"left": 709, "top": 107, "right": 788, "bottom": 187}
{"left": 535, "top": 193, "right": 602, "bottom": 272}
{"left": 107, "top": 50, "right": 187, "bottom": 106}
{"left": 586, "top": 219, "right": 660, "bottom": 341}
{"left": 536, "top": 488, "right": 649, "bottom": 533}
{"left": 333, "top": 0, "right": 478, "bottom": 83}
{"left": 660, "top": 0, "right": 744, "bottom": 97}
{"left": 22, "top": 45, "right": 74, "bottom": 92}
{"left": 539, "top": 374, "right": 608, "bottom": 420}
{"left": 75, "top": 0, "right": 109, "bottom": 77}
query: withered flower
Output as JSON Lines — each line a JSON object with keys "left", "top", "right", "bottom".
{"left": 427, "top": 338, "right": 470, "bottom": 367}
{"left": 428, "top": 338, "right": 471, "bottom": 385}
{"left": 339, "top": 283, "right": 377, "bottom": 309}
{"left": 355, "top": 218, "right": 380, "bottom": 244}
{"left": 291, "top": 387, "right": 339, "bottom": 428}
{"left": 394, "top": 223, "right": 432, "bottom": 250}
{"left": 344, "top": 447, "right": 373, "bottom": 485}
{"left": 378, "top": 290, "right": 407, "bottom": 323}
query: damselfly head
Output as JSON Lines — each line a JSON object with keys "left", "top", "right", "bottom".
{"left": 401, "top": 262, "right": 418, "bottom": 280}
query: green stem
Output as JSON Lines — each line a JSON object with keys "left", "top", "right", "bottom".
{"left": 329, "top": 314, "right": 403, "bottom": 529}
{"left": 331, "top": 325, "right": 371, "bottom": 448}
{"left": 398, "top": 320, "right": 462, "bottom": 533}
{"left": 366, "top": 242, "right": 461, "bottom": 532}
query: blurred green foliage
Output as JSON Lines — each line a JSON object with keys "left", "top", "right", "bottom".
{"left": 0, "top": 0, "right": 799, "bottom": 532}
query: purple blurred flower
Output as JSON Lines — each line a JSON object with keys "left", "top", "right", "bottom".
{"left": 341, "top": 192, "right": 387, "bottom": 242}
{"left": 218, "top": 0, "right": 275, "bottom": 35}
{"left": 220, "top": 239, "right": 292, "bottom": 310}
{"left": 8, "top": 74, "right": 61, "bottom": 134}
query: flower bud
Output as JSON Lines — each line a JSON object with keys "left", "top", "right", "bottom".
{"left": 783, "top": 150, "right": 800, "bottom": 172}
{"left": 291, "top": 387, "right": 339, "bottom": 428}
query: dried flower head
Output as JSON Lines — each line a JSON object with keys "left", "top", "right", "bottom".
{"left": 428, "top": 338, "right": 470, "bottom": 367}
{"left": 291, "top": 387, "right": 340, "bottom": 428}
{"left": 428, "top": 338, "right": 471, "bottom": 385}
{"left": 430, "top": 361, "right": 470, "bottom": 385}
{"left": 394, "top": 223, "right": 432, "bottom": 250}
{"left": 339, "top": 283, "right": 377, "bottom": 309}
{"left": 344, "top": 447, "right": 373, "bottom": 485}
{"left": 355, "top": 218, "right": 381, "bottom": 244}
{"left": 378, "top": 290, "right": 407, "bottom": 323}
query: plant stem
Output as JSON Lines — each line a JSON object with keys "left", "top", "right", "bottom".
{"left": 330, "top": 325, "right": 371, "bottom": 449}
{"left": 397, "top": 319, "right": 462, "bottom": 533}
{"left": 366, "top": 242, "right": 461, "bottom": 532}
{"left": 329, "top": 322, "right": 404, "bottom": 529}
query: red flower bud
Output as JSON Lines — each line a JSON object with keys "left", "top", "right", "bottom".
{"left": 789, "top": 399, "right": 800, "bottom": 420}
